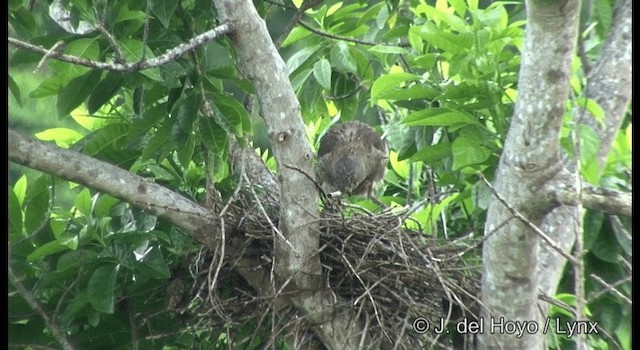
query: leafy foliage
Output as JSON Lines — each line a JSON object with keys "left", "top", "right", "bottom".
{"left": 8, "top": 0, "right": 630, "bottom": 349}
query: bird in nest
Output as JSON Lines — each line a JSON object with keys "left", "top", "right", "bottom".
{"left": 315, "top": 121, "right": 388, "bottom": 207}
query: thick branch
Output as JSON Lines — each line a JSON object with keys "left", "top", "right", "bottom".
{"left": 9, "top": 129, "right": 217, "bottom": 247}
{"left": 537, "top": 0, "right": 632, "bottom": 301}
{"left": 479, "top": 1, "right": 582, "bottom": 349}
{"left": 8, "top": 129, "right": 277, "bottom": 305}
{"left": 212, "top": 0, "right": 364, "bottom": 348}
{"left": 582, "top": 0, "right": 632, "bottom": 167}
{"left": 552, "top": 185, "right": 631, "bottom": 217}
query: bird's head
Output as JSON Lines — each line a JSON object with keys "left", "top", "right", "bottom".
{"left": 331, "top": 155, "right": 366, "bottom": 194}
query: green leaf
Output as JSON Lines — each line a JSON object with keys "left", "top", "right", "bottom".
{"left": 13, "top": 175, "right": 27, "bottom": 205}
{"left": 142, "top": 122, "right": 173, "bottom": 161}
{"left": 408, "top": 26, "right": 424, "bottom": 53}
{"left": 9, "top": 186, "right": 24, "bottom": 238}
{"left": 368, "top": 45, "right": 409, "bottom": 55}
{"left": 60, "top": 291, "right": 89, "bottom": 327}
{"left": 74, "top": 188, "right": 93, "bottom": 217}
{"left": 24, "top": 176, "right": 50, "bottom": 235}
{"left": 87, "top": 265, "right": 119, "bottom": 313}
{"left": 291, "top": 68, "right": 313, "bottom": 92}
{"left": 29, "top": 77, "right": 62, "bottom": 98}
{"left": 281, "top": 26, "right": 312, "bottom": 48}
{"left": 313, "top": 59, "right": 332, "bottom": 89}
{"left": 127, "top": 102, "right": 167, "bottom": 143}
{"left": 590, "top": 221, "right": 621, "bottom": 264}
{"left": 474, "top": 4, "right": 508, "bottom": 30}
{"left": 177, "top": 133, "right": 195, "bottom": 168}
{"left": 150, "top": 0, "right": 179, "bottom": 28}
{"left": 56, "top": 250, "right": 99, "bottom": 271}
{"left": 9, "top": 74, "right": 22, "bottom": 107}
{"left": 286, "top": 45, "right": 321, "bottom": 75}
{"left": 57, "top": 69, "right": 103, "bottom": 117}
{"left": 417, "top": 24, "right": 469, "bottom": 54}
{"left": 578, "top": 124, "right": 602, "bottom": 185}
{"left": 404, "top": 108, "right": 477, "bottom": 127}
{"left": 87, "top": 71, "right": 124, "bottom": 114}
{"left": 120, "top": 39, "right": 163, "bottom": 81}
{"left": 330, "top": 41, "right": 357, "bottom": 74}
{"left": 374, "top": 84, "right": 439, "bottom": 101}
{"left": 94, "top": 195, "right": 120, "bottom": 218}
{"left": 35, "top": 128, "right": 84, "bottom": 148}
{"left": 451, "top": 136, "right": 491, "bottom": 170}
{"left": 199, "top": 117, "right": 228, "bottom": 154}
{"left": 371, "top": 72, "right": 419, "bottom": 101}
{"left": 27, "top": 236, "right": 79, "bottom": 262}
{"left": 583, "top": 211, "right": 605, "bottom": 251}
{"left": 209, "top": 152, "right": 229, "bottom": 182}
{"left": 389, "top": 151, "right": 410, "bottom": 179}
{"left": 171, "top": 93, "right": 199, "bottom": 145}
{"left": 145, "top": 164, "right": 177, "bottom": 181}
{"left": 9, "top": 5, "right": 37, "bottom": 37}
{"left": 83, "top": 123, "right": 129, "bottom": 156}
{"left": 409, "top": 142, "right": 452, "bottom": 164}
{"left": 211, "top": 91, "right": 246, "bottom": 137}
{"left": 50, "top": 38, "right": 100, "bottom": 80}
{"left": 138, "top": 247, "right": 171, "bottom": 279}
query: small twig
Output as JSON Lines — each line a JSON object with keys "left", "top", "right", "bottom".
{"left": 141, "top": 0, "right": 152, "bottom": 61}
{"left": 274, "top": 0, "right": 323, "bottom": 48}
{"left": 588, "top": 273, "right": 632, "bottom": 305}
{"left": 96, "top": 22, "right": 125, "bottom": 63}
{"left": 340, "top": 254, "right": 387, "bottom": 340}
{"left": 33, "top": 41, "right": 65, "bottom": 74}
{"left": 477, "top": 173, "right": 580, "bottom": 266}
{"left": 9, "top": 266, "right": 76, "bottom": 350}
{"left": 241, "top": 169, "right": 294, "bottom": 251}
{"left": 298, "top": 20, "right": 408, "bottom": 47}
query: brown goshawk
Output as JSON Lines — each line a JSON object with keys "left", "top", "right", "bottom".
{"left": 315, "top": 121, "right": 388, "bottom": 200}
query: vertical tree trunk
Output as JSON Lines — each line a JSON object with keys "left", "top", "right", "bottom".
{"left": 479, "top": 1, "right": 582, "bottom": 349}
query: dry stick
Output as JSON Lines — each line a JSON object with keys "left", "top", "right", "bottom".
{"left": 539, "top": 290, "right": 624, "bottom": 350}
{"left": 433, "top": 216, "right": 512, "bottom": 263}
{"left": 241, "top": 170, "right": 294, "bottom": 251}
{"left": 96, "top": 23, "right": 125, "bottom": 63}
{"left": 33, "top": 40, "right": 65, "bottom": 73}
{"left": 588, "top": 274, "right": 632, "bottom": 305}
{"left": 572, "top": 89, "right": 589, "bottom": 350}
{"left": 207, "top": 150, "right": 250, "bottom": 314}
{"left": 273, "top": 0, "right": 323, "bottom": 48}
{"left": 424, "top": 249, "right": 455, "bottom": 349}
{"left": 340, "top": 254, "right": 388, "bottom": 342}
{"left": 477, "top": 173, "right": 580, "bottom": 266}
{"left": 9, "top": 267, "right": 76, "bottom": 350}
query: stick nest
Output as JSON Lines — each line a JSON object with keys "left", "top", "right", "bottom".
{"left": 183, "top": 196, "right": 482, "bottom": 349}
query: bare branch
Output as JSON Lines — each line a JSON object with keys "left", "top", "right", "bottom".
{"left": 479, "top": 174, "right": 580, "bottom": 266}
{"left": 581, "top": 0, "right": 632, "bottom": 167}
{"left": 9, "top": 266, "right": 76, "bottom": 350}
{"left": 552, "top": 185, "right": 631, "bottom": 217}
{"left": 8, "top": 129, "right": 218, "bottom": 249}
{"left": 9, "top": 22, "right": 233, "bottom": 72}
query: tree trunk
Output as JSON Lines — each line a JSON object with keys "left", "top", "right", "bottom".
{"left": 479, "top": 1, "right": 582, "bottom": 349}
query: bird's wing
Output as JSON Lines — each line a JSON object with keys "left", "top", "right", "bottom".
{"left": 355, "top": 122, "right": 387, "bottom": 156}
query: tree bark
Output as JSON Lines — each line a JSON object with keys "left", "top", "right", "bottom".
{"left": 479, "top": 0, "right": 582, "bottom": 349}
{"left": 212, "top": 1, "right": 364, "bottom": 348}
{"left": 537, "top": 0, "right": 632, "bottom": 314}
